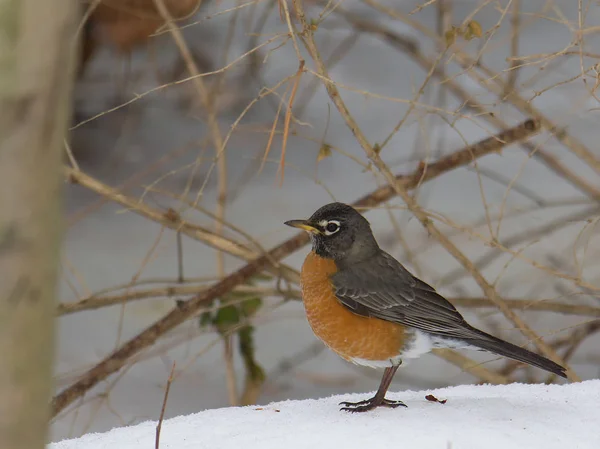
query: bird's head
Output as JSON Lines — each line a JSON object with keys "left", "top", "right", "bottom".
{"left": 284, "top": 202, "right": 379, "bottom": 264}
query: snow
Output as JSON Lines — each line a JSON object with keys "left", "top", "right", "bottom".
{"left": 50, "top": 380, "right": 600, "bottom": 449}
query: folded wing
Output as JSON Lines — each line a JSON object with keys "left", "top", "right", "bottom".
{"left": 332, "top": 251, "right": 481, "bottom": 340}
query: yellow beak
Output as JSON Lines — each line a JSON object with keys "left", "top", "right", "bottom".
{"left": 284, "top": 219, "right": 321, "bottom": 234}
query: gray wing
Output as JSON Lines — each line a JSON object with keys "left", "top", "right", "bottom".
{"left": 331, "top": 252, "right": 570, "bottom": 378}
{"left": 331, "top": 252, "right": 476, "bottom": 339}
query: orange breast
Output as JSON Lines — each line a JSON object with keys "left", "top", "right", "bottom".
{"left": 300, "top": 251, "right": 405, "bottom": 363}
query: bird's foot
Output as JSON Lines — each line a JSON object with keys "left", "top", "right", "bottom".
{"left": 339, "top": 397, "right": 407, "bottom": 413}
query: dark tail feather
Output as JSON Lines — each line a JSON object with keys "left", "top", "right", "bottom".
{"left": 466, "top": 327, "right": 567, "bottom": 379}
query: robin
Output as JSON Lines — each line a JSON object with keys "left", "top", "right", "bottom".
{"left": 284, "top": 202, "right": 567, "bottom": 413}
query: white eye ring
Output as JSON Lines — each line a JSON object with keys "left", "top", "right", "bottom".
{"left": 322, "top": 220, "right": 341, "bottom": 236}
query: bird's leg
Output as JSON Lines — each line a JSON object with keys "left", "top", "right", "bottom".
{"left": 339, "top": 364, "right": 406, "bottom": 412}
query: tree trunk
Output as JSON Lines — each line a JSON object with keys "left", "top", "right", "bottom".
{"left": 0, "top": 2, "right": 78, "bottom": 448}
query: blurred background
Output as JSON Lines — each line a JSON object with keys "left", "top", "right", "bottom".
{"left": 54, "top": 0, "right": 599, "bottom": 441}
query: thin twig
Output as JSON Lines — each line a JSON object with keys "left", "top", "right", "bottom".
{"left": 176, "top": 232, "right": 184, "bottom": 283}
{"left": 504, "top": 0, "right": 521, "bottom": 97}
{"left": 223, "top": 336, "right": 239, "bottom": 406}
{"left": 278, "top": 60, "right": 304, "bottom": 185}
{"left": 155, "top": 362, "right": 176, "bottom": 449}
{"left": 63, "top": 139, "right": 80, "bottom": 171}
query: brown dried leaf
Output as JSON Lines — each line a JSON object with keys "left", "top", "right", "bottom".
{"left": 317, "top": 144, "right": 333, "bottom": 163}
{"left": 445, "top": 27, "right": 459, "bottom": 46}
{"left": 164, "top": 208, "right": 180, "bottom": 222}
{"left": 425, "top": 394, "right": 447, "bottom": 404}
{"left": 464, "top": 20, "right": 483, "bottom": 40}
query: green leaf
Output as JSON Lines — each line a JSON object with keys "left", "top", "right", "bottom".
{"left": 215, "top": 305, "right": 240, "bottom": 333}
{"left": 240, "top": 296, "right": 263, "bottom": 317}
{"left": 238, "top": 326, "right": 266, "bottom": 383}
{"left": 198, "top": 310, "right": 213, "bottom": 328}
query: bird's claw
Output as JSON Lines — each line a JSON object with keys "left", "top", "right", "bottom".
{"left": 339, "top": 397, "right": 407, "bottom": 413}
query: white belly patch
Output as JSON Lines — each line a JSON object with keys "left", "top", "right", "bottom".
{"left": 403, "top": 330, "right": 480, "bottom": 358}
{"left": 401, "top": 330, "right": 435, "bottom": 359}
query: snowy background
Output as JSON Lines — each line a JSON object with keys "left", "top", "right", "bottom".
{"left": 54, "top": 0, "right": 599, "bottom": 443}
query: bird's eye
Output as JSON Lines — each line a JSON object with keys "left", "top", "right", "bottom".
{"left": 324, "top": 221, "right": 340, "bottom": 235}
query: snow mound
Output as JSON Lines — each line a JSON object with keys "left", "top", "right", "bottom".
{"left": 50, "top": 380, "right": 600, "bottom": 449}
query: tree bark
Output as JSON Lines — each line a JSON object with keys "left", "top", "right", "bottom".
{"left": 0, "top": 2, "right": 78, "bottom": 448}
